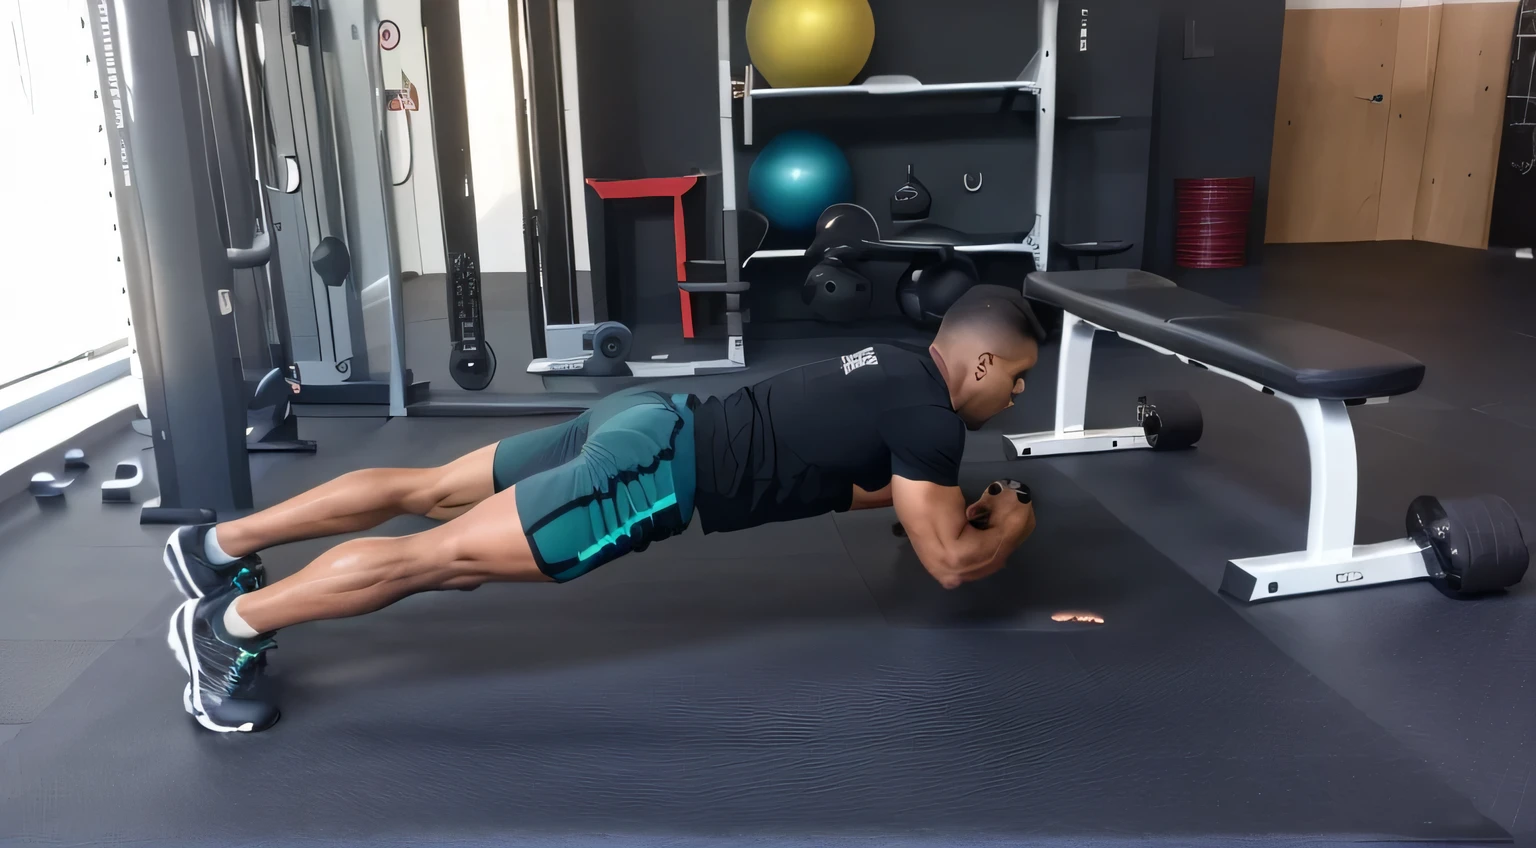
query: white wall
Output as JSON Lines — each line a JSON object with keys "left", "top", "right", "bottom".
{"left": 379, "top": 0, "right": 447, "bottom": 276}
{"left": 0, "top": 2, "right": 129, "bottom": 386}
{"left": 459, "top": 0, "right": 526, "bottom": 274}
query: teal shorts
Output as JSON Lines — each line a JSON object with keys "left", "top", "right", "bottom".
{"left": 493, "top": 390, "right": 696, "bottom": 582}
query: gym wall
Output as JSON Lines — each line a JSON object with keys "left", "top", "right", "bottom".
{"left": 1264, "top": 0, "right": 1518, "bottom": 249}
{"left": 1142, "top": 0, "right": 1288, "bottom": 274}
{"left": 1055, "top": 0, "right": 1159, "bottom": 271}
{"left": 573, "top": 0, "right": 1161, "bottom": 331}
{"left": 573, "top": 0, "right": 727, "bottom": 330}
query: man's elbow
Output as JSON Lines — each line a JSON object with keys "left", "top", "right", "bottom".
{"left": 923, "top": 548, "right": 980, "bottom": 590}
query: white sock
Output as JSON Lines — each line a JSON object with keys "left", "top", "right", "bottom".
{"left": 223, "top": 596, "right": 261, "bottom": 639}
{"left": 203, "top": 526, "right": 240, "bottom": 565}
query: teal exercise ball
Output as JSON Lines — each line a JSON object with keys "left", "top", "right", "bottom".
{"left": 748, "top": 130, "right": 853, "bottom": 233}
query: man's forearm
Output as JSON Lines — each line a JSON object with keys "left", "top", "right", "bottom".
{"left": 890, "top": 476, "right": 1036, "bottom": 589}
{"left": 949, "top": 520, "right": 1028, "bottom": 571}
{"left": 922, "top": 513, "right": 1033, "bottom": 588}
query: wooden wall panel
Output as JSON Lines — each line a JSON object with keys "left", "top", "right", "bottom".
{"left": 1377, "top": 4, "right": 1442, "bottom": 240}
{"left": 1414, "top": 2, "right": 1519, "bottom": 248}
{"left": 1266, "top": 7, "right": 1401, "bottom": 244}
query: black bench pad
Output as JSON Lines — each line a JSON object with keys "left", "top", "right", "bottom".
{"left": 1025, "top": 270, "right": 1425, "bottom": 400}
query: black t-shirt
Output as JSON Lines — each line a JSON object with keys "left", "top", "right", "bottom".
{"left": 691, "top": 343, "right": 966, "bottom": 533}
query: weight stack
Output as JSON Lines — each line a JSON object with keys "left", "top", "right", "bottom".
{"left": 1174, "top": 177, "right": 1255, "bottom": 269}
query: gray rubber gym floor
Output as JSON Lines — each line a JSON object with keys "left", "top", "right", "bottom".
{"left": 1, "top": 241, "right": 1532, "bottom": 846}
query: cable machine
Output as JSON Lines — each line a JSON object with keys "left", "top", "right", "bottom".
{"left": 88, "top": 0, "right": 260, "bottom": 520}
{"left": 88, "top": 0, "right": 412, "bottom": 520}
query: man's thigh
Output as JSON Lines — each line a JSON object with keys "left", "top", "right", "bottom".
{"left": 415, "top": 484, "right": 550, "bottom": 584}
{"left": 490, "top": 411, "right": 593, "bottom": 493}
{"left": 427, "top": 411, "right": 593, "bottom": 521}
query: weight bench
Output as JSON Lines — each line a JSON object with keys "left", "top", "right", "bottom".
{"left": 1005, "top": 269, "right": 1528, "bottom": 602}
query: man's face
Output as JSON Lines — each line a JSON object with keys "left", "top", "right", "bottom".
{"left": 955, "top": 338, "right": 1039, "bottom": 430}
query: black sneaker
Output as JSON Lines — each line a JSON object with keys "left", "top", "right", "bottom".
{"left": 164, "top": 524, "right": 266, "bottom": 599}
{"left": 167, "top": 590, "right": 280, "bottom": 733}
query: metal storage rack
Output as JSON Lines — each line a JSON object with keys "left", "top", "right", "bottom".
{"left": 713, "top": 0, "right": 1060, "bottom": 273}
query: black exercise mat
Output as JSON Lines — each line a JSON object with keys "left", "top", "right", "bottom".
{"left": 0, "top": 463, "right": 1506, "bottom": 847}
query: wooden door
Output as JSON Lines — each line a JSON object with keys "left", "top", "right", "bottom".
{"left": 1377, "top": 3, "right": 1443, "bottom": 240}
{"left": 1266, "top": 6, "right": 1402, "bottom": 243}
{"left": 1413, "top": 2, "right": 1518, "bottom": 248}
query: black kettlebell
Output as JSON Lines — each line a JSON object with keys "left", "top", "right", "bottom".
{"left": 802, "top": 248, "right": 872, "bottom": 324}
{"left": 896, "top": 254, "right": 980, "bottom": 327}
{"left": 891, "top": 164, "right": 932, "bottom": 222}
{"left": 807, "top": 204, "right": 881, "bottom": 265}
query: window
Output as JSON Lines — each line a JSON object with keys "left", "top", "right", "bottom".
{"left": 0, "top": 2, "right": 130, "bottom": 391}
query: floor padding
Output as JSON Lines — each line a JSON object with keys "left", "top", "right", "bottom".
{"left": 0, "top": 464, "right": 1503, "bottom": 846}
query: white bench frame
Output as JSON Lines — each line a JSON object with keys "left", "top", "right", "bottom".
{"left": 1003, "top": 311, "right": 1429, "bottom": 602}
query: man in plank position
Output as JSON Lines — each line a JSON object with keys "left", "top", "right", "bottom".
{"left": 165, "top": 285, "right": 1043, "bottom": 732}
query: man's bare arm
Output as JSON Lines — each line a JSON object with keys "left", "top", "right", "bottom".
{"left": 850, "top": 482, "right": 893, "bottom": 510}
{"left": 890, "top": 476, "right": 1034, "bottom": 589}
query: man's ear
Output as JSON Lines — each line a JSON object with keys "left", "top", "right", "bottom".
{"left": 973, "top": 352, "right": 996, "bottom": 382}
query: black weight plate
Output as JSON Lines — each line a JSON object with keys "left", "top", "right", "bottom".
{"left": 1408, "top": 494, "right": 1529, "bottom": 596}
{"left": 1139, "top": 392, "right": 1203, "bottom": 451}
{"left": 1439, "top": 495, "right": 1529, "bottom": 595}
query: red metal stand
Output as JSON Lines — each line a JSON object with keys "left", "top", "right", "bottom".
{"left": 585, "top": 176, "right": 701, "bottom": 338}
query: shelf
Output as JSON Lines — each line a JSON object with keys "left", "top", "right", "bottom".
{"left": 749, "top": 76, "right": 1040, "bottom": 100}
{"left": 744, "top": 242, "right": 1035, "bottom": 267}
{"left": 717, "top": 0, "right": 1059, "bottom": 275}
{"left": 741, "top": 56, "right": 1044, "bottom": 145}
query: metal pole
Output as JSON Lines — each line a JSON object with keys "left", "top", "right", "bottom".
{"left": 87, "top": 0, "right": 254, "bottom": 516}
{"left": 522, "top": 0, "right": 578, "bottom": 326}
{"left": 509, "top": 0, "right": 549, "bottom": 356}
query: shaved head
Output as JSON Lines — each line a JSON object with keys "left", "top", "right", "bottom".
{"left": 934, "top": 285, "right": 1046, "bottom": 354}
{"left": 931, "top": 285, "right": 1044, "bottom": 428}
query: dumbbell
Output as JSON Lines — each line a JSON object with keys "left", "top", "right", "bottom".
{"left": 893, "top": 479, "right": 1032, "bottom": 536}
{"left": 968, "top": 480, "right": 1031, "bottom": 529}
{"left": 1406, "top": 494, "right": 1529, "bottom": 598}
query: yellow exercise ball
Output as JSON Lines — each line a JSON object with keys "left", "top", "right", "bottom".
{"left": 746, "top": 0, "right": 875, "bottom": 89}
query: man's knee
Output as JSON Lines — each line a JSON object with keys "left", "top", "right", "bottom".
{"left": 423, "top": 498, "right": 474, "bottom": 522}
{"left": 394, "top": 469, "right": 448, "bottom": 517}
{"left": 399, "top": 468, "right": 482, "bottom": 520}
{"left": 393, "top": 445, "right": 498, "bottom": 520}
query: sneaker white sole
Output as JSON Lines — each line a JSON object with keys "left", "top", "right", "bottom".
{"left": 167, "top": 602, "right": 191, "bottom": 674}
{"left": 163, "top": 531, "right": 202, "bottom": 599}
{"left": 167, "top": 598, "right": 256, "bottom": 734}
